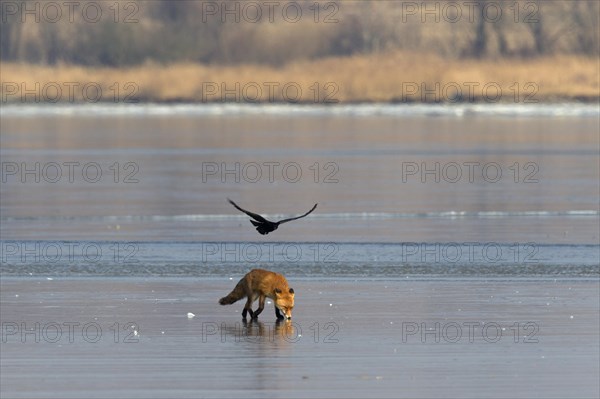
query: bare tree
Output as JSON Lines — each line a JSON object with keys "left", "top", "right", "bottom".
{"left": 472, "top": 1, "right": 488, "bottom": 57}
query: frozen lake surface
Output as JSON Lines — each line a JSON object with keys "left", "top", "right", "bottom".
{"left": 1, "top": 104, "right": 598, "bottom": 398}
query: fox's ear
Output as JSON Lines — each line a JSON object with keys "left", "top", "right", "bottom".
{"left": 274, "top": 288, "right": 282, "bottom": 294}
{"left": 289, "top": 288, "right": 294, "bottom": 294}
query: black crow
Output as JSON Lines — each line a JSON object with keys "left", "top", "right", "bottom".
{"left": 227, "top": 198, "right": 317, "bottom": 235}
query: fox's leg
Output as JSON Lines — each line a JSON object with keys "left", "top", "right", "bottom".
{"left": 252, "top": 295, "right": 266, "bottom": 319}
{"left": 241, "top": 296, "right": 254, "bottom": 320}
{"left": 275, "top": 307, "right": 284, "bottom": 320}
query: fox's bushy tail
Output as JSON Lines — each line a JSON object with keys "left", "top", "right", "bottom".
{"left": 219, "top": 279, "right": 246, "bottom": 305}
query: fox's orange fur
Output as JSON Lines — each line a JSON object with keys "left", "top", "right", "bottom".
{"left": 219, "top": 269, "right": 295, "bottom": 320}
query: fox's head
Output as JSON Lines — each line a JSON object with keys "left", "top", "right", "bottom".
{"left": 274, "top": 288, "right": 294, "bottom": 319}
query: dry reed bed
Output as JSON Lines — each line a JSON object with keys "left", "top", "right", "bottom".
{"left": 2, "top": 53, "right": 598, "bottom": 103}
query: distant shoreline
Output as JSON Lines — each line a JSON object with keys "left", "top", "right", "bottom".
{"left": 2, "top": 99, "right": 598, "bottom": 105}
{"left": 2, "top": 53, "right": 598, "bottom": 104}
{"left": 3, "top": 103, "right": 598, "bottom": 120}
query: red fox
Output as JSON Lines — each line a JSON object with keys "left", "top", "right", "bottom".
{"left": 219, "top": 269, "right": 295, "bottom": 320}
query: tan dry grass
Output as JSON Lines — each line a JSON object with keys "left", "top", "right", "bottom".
{"left": 1, "top": 52, "right": 598, "bottom": 103}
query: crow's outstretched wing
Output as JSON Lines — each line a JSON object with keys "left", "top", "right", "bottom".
{"left": 227, "top": 198, "right": 270, "bottom": 223}
{"left": 277, "top": 203, "right": 318, "bottom": 224}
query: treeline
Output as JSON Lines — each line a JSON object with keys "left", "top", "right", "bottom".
{"left": 1, "top": 0, "right": 598, "bottom": 67}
